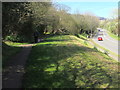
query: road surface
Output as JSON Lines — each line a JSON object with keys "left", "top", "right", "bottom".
{"left": 92, "top": 28, "right": 119, "bottom": 58}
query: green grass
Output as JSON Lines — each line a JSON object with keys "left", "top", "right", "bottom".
{"left": 23, "top": 35, "right": 120, "bottom": 88}
{"left": 90, "top": 39, "right": 120, "bottom": 59}
{"left": 4, "top": 41, "right": 29, "bottom": 46}
{"left": 107, "top": 31, "right": 120, "bottom": 41}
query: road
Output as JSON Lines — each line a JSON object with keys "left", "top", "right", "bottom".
{"left": 92, "top": 28, "right": 119, "bottom": 57}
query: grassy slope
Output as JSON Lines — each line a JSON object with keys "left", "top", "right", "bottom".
{"left": 4, "top": 41, "right": 29, "bottom": 46}
{"left": 23, "top": 35, "right": 120, "bottom": 88}
{"left": 107, "top": 31, "right": 120, "bottom": 41}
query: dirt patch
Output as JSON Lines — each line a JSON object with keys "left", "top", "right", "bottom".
{"left": 2, "top": 45, "right": 32, "bottom": 88}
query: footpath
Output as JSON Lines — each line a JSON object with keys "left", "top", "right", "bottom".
{"left": 2, "top": 44, "right": 33, "bottom": 88}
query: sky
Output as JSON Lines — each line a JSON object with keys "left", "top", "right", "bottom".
{"left": 55, "top": 1, "right": 118, "bottom": 19}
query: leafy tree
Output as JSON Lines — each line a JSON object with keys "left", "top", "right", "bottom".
{"left": 71, "top": 12, "right": 99, "bottom": 36}
{"left": 100, "top": 9, "right": 119, "bottom": 36}
{"left": 2, "top": 2, "right": 33, "bottom": 42}
{"left": 83, "top": 13, "right": 99, "bottom": 36}
{"left": 2, "top": 2, "right": 100, "bottom": 42}
{"left": 30, "top": 2, "right": 52, "bottom": 35}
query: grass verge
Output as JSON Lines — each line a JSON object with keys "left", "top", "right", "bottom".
{"left": 107, "top": 31, "right": 120, "bottom": 41}
{"left": 23, "top": 35, "right": 120, "bottom": 88}
{"left": 90, "top": 39, "right": 120, "bottom": 59}
{"left": 4, "top": 41, "right": 29, "bottom": 46}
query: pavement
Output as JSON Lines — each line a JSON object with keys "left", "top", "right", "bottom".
{"left": 92, "top": 28, "right": 119, "bottom": 61}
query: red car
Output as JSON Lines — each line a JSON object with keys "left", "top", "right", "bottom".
{"left": 98, "top": 37, "right": 103, "bottom": 41}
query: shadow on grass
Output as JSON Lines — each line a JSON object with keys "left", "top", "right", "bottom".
{"left": 22, "top": 41, "right": 119, "bottom": 88}
{"left": 75, "top": 34, "right": 88, "bottom": 41}
{"left": 2, "top": 42, "right": 22, "bottom": 68}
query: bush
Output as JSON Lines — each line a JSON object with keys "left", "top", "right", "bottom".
{"left": 5, "top": 35, "right": 33, "bottom": 43}
{"left": 5, "top": 36, "right": 18, "bottom": 41}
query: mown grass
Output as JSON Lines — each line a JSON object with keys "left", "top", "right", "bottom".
{"left": 90, "top": 39, "right": 119, "bottom": 57}
{"left": 23, "top": 35, "right": 120, "bottom": 88}
{"left": 4, "top": 41, "right": 29, "bottom": 46}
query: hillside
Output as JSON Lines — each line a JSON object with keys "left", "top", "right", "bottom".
{"left": 23, "top": 35, "right": 120, "bottom": 88}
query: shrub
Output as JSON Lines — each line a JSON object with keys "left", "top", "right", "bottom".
{"left": 5, "top": 35, "right": 18, "bottom": 41}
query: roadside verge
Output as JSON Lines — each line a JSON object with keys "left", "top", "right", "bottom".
{"left": 89, "top": 39, "right": 119, "bottom": 62}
